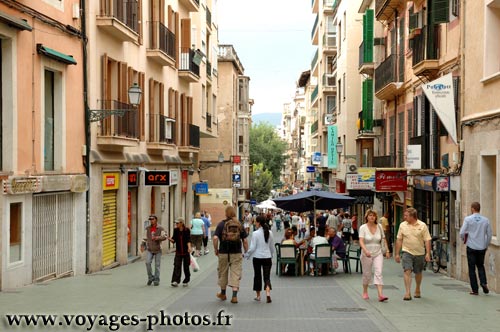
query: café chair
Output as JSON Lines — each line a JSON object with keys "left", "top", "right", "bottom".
{"left": 309, "top": 243, "right": 332, "bottom": 276}
{"left": 275, "top": 243, "right": 298, "bottom": 276}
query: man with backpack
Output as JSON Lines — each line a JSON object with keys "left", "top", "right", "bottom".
{"left": 213, "top": 206, "right": 249, "bottom": 304}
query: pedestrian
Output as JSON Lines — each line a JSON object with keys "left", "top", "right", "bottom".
{"left": 144, "top": 215, "right": 167, "bottom": 286}
{"left": 341, "top": 213, "right": 353, "bottom": 243}
{"left": 190, "top": 212, "right": 205, "bottom": 257}
{"left": 459, "top": 202, "right": 492, "bottom": 295}
{"left": 213, "top": 206, "right": 249, "bottom": 304}
{"left": 243, "top": 210, "right": 252, "bottom": 235}
{"left": 358, "top": 209, "right": 391, "bottom": 302}
{"left": 379, "top": 212, "right": 392, "bottom": 253}
{"left": 201, "top": 212, "right": 211, "bottom": 255}
{"left": 351, "top": 213, "right": 359, "bottom": 243}
{"left": 167, "top": 217, "right": 192, "bottom": 287}
{"left": 394, "top": 207, "right": 432, "bottom": 301}
{"left": 245, "top": 215, "right": 275, "bottom": 303}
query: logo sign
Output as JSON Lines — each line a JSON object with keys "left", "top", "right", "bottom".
{"left": 375, "top": 170, "right": 407, "bottom": 192}
{"left": 195, "top": 182, "right": 209, "bottom": 194}
{"left": 128, "top": 171, "right": 138, "bottom": 187}
{"left": 103, "top": 173, "right": 120, "bottom": 190}
{"left": 232, "top": 174, "right": 241, "bottom": 182}
{"left": 145, "top": 171, "right": 170, "bottom": 186}
{"left": 306, "top": 166, "right": 316, "bottom": 173}
{"left": 433, "top": 176, "right": 450, "bottom": 192}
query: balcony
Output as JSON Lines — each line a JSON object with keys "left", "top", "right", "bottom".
{"left": 374, "top": 54, "right": 404, "bottom": 101}
{"left": 359, "top": 41, "right": 374, "bottom": 76}
{"left": 147, "top": 114, "right": 176, "bottom": 153}
{"left": 311, "top": 14, "right": 319, "bottom": 45}
{"left": 179, "top": 0, "right": 200, "bottom": 12}
{"left": 311, "top": 85, "right": 319, "bottom": 105}
{"left": 97, "top": 0, "right": 140, "bottom": 43}
{"left": 322, "top": 73, "right": 337, "bottom": 92}
{"left": 375, "top": 0, "right": 401, "bottom": 22}
{"left": 323, "top": 33, "right": 337, "bottom": 54}
{"left": 179, "top": 48, "right": 200, "bottom": 82}
{"left": 311, "top": 49, "right": 319, "bottom": 76}
{"left": 323, "top": 0, "right": 335, "bottom": 13}
{"left": 412, "top": 28, "right": 439, "bottom": 77}
{"left": 146, "top": 21, "right": 176, "bottom": 67}
{"left": 373, "top": 155, "right": 394, "bottom": 168}
{"left": 311, "top": 120, "right": 319, "bottom": 135}
{"left": 96, "top": 100, "right": 139, "bottom": 150}
{"left": 178, "top": 124, "right": 200, "bottom": 153}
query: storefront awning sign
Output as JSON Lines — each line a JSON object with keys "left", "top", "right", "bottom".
{"left": 421, "top": 73, "right": 457, "bottom": 144}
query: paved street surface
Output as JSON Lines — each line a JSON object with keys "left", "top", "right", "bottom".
{"left": 1, "top": 235, "right": 499, "bottom": 332}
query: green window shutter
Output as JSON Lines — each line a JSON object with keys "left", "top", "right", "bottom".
{"left": 366, "top": 79, "right": 373, "bottom": 130}
{"left": 431, "top": 0, "right": 449, "bottom": 24}
{"left": 364, "top": 9, "right": 374, "bottom": 63}
{"left": 409, "top": 13, "right": 418, "bottom": 30}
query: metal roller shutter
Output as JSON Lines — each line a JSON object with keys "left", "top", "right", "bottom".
{"left": 102, "top": 190, "right": 117, "bottom": 267}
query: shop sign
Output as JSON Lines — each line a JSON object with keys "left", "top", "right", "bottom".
{"left": 3, "top": 177, "right": 42, "bottom": 195}
{"left": 375, "top": 170, "right": 407, "bottom": 192}
{"left": 413, "top": 176, "right": 434, "bottom": 191}
{"left": 433, "top": 176, "right": 450, "bottom": 192}
{"left": 103, "top": 173, "right": 120, "bottom": 190}
{"left": 312, "top": 152, "right": 321, "bottom": 165}
{"left": 195, "top": 182, "right": 209, "bottom": 194}
{"left": 145, "top": 171, "right": 170, "bottom": 186}
{"left": 306, "top": 166, "right": 316, "bottom": 173}
{"left": 348, "top": 190, "right": 374, "bottom": 204}
{"left": 346, "top": 168, "right": 375, "bottom": 190}
{"left": 182, "top": 170, "right": 188, "bottom": 193}
{"left": 169, "top": 170, "right": 179, "bottom": 186}
{"left": 128, "top": 171, "right": 138, "bottom": 187}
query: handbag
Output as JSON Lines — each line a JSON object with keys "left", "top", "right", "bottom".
{"left": 378, "top": 224, "right": 387, "bottom": 255}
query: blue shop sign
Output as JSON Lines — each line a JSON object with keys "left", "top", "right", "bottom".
{"left": 195, "top": 182, "right": 209, "bottom": 194}
{"left": 306, "top": 166, "right": 316, "bottom": 173}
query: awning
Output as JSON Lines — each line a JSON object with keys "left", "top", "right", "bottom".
{"left": 421, "top": 73, "right": 457, "bottom": 144}
{"left": 36, "top": 44, "right": 77, "bottom": 65}
{"left": 0, "top": 11, "right": 32, "bottom": 31}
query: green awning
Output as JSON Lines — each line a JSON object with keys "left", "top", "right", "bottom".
{"left": 36, "top": 44, "right": 77, "bottom": 65}
{"left": 0, "top": 11, "right": 32, "bottom": 31}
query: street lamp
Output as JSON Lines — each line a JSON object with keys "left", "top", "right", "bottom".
{"left": 218, "top": 152, "right": 224, "bottom": 163}
{"left": 336, "top": 139, "right": 344, "bottom": 170}
{"left": 89, "top": 83, "right": 142, "bottom": 122}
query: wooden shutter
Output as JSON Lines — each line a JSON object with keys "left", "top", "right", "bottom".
{"left": 102, "top": 53, "right": 109, "bottom": 101}
{"left": 160, "top": 82, "right": 164, "bottom": 116}
{"left": 139, "top": 72, "right": 145, "bottom": 140}
{"left": 431, "top": 0, "right": 449, "bottom": 24}
{"left": 363, "top": 9, "right": 374, "bottom": 63}
{"left": 181, "top": 18, "right": 191, "bottom": 48}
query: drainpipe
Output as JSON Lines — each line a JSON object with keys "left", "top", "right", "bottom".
{"left": 80, "top": 0, "right": 91, "bottom": 274}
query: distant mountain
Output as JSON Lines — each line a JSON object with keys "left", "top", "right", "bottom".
{"left": 252, "top": 113, "right": 282, "bottom": 127}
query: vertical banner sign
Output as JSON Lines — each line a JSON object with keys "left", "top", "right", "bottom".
{"left": 181, "top": 170, "right": 188, "bottom": 193}
{"left": 327, "top": 125, "right": 338, "bottom": 169}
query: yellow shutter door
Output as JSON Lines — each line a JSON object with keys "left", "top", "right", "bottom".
{"left": 102, "top": 190, "right": 117, "bottom": 267}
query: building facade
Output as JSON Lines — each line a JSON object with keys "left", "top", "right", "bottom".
{"left": 0, "top": 0, "right": 87, "bottom": 290}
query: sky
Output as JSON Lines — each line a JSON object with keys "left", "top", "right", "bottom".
{"left": 217, "top": 0, "right": 315, "bottom": 115}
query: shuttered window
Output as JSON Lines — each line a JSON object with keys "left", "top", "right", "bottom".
{"left": 431, "top": 0, "right": 450, "bottom": 24}
{"left": 363, "top": 9, "right": 374, "bottom": 63}
{"left": 362, "top": 79, "right": 373, "bottom": 131}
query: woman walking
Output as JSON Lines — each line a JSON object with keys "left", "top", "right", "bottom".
{"left": 246, "top": 215, "right": 275, "bottom": 303}
{"left": 359, "top": 209, "right": 391, "bottom": 302}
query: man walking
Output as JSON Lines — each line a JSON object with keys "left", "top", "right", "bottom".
{"left": 167, "top": 217, "right": 192, "bottom": 287}
{"left": 379, "top": 212, "right": 392, "bottom": 253}
{"left": 144, "top": 215, "right": 167, "bottom": 286}
{"left": 213, "top": 206, "right": 248, "bottom": 304}
{"left": 201, "top": 212, "right": 211, "bottom": 255}
{"left": 460, "top": 202, "right": 492, "bottom": 295}
{"left": 394, "top": 208, "right": 431, "bottom": 300}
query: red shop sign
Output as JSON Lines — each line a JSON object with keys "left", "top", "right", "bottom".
{"left": 375, "top": 170, "right": 407, "bottom": 192}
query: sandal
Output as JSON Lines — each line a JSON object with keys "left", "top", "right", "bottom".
{"left": 403, "top": 296, "right": 412, "bottom": 301}
{"left": 254, "top": 297, "right": 261, "bottom": 302}
{"left": 414, "top": 293, "right": 421, "bottom": 298}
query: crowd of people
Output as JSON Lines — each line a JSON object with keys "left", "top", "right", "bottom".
{"left": 140, "top": 201, "right": 492, "bottom": 304}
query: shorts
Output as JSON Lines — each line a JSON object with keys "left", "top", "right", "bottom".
{"left": 401, "top": 252, "right": 425, "bottom": 274}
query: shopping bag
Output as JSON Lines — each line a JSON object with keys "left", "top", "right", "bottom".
{"left": 190, "top": 254, "right": 200, "bottom": 272}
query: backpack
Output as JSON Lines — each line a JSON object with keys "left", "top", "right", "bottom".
{"left": 222, "top": 218, "right": 241, "bottom": 242}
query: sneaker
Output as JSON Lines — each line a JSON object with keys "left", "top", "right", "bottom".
{"left": 231, "top": 296, "right": 238, "bottom": 304}
{"left": 469, "top": 291, "right": 478, "bottom": 295}
{"left": 204, "top": 249, "right": 209, "bottom": 255}
{"left": 183, "top": 282, "right": 189, "bottom": 287}
{"left": 481, "top": 284, "right": 489, "bottom": 294}
{"left": 216, "top": 293, "right": 227, "bottom": 301}
{"left": 171, "top": 282, "right": 178, "bottom": 287}
{"left": 147, "top": 280, "right": 153, "bottom": 286}
{"left": 153, "top": 282, "right": 159, "bottom": 286}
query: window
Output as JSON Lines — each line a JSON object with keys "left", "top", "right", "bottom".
{"left": 326, "top": 95, "right": 336, "bottom": 114}
{"left": 389, "top": 116, "right": 395, "bottom": 163}
{"left": 398, "top": 112, "right": 405, "bottom": 167}
{"left": 484, "top": 0, "right": 500, "bottom": 79}
{"left": 43, "top": 69, "right": 63, "bottom": 172}
{"left": 342, "top": 73, "right": 346, "bottom": 100}
{"left": 407, "top": 108, "right": 413, "bottom": 140}
{"left": 9, "top": 202, "right": 22, "bottom": 263}
{"left": 480, "top": 154, "right": 498, "bottom": 244}
{"left": 337, "top": 78, "right": 341, "bottom": 114}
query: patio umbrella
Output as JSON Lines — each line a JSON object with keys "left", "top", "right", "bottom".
{"left": 255, "top": 199, "right": 281, "bottom": 211}
{"left": 272, "top": 190, "right": 355, "bottom": 226}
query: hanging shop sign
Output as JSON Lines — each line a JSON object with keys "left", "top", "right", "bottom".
{"left": 413, "top": 175, "right": 434, "bottom": 191}
{"left": 144, "top": 171, "right": 170, "bottom": 186}
{"left": 128, "top": 171, "right": 138, "bottom": 187}
{"left": 169, "top": 170, "right": 179, "bottom": 186}
{"left": 375, "top": 170, "right": 407, "bottom": 192}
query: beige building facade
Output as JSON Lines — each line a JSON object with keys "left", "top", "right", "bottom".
{"left": 0, "top": 0, "right": 87, "bottom": 290}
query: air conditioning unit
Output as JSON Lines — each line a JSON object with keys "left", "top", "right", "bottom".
{"left": 346, "top": 163, "right": 358, "bottom": 173}
{"left": 324, "top": 114, "right": 334, "bottom": 125}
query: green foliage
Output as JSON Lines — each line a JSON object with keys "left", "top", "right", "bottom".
{"left": 249, "top": 123, "right": 288, "bottom": 201}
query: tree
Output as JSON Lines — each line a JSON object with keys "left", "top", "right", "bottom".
{"left": 249, "top": 122, "right": 288, "bottom": 183}
{"left": 251, "top": 163, "right": 273, "bottom": 202}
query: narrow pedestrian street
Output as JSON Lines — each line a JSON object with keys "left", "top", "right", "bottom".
{"left": 1, "top": 235, "right": 498, "bottom": 332}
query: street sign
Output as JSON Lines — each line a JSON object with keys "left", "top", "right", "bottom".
{"left": 194, "top": 182, "right": 209, "bottom": 194}
{"left": 306, "top": 166, "right": 316, "bottom": 173}
{"left": 232, "top": 174, "right": 241, "bottom": 182}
